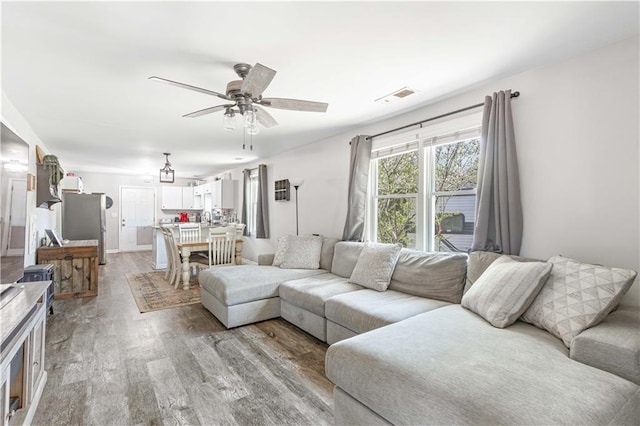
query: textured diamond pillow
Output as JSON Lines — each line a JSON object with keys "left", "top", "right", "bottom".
{"left": 279, "top": 235, "right": 323, "bottom": 269}
{"left": 461, "top": 256, "right": 552, "bottom": 328}
{"left": 272, "top": 236, "right": 289, "bottom": 266}
{"left": 349, "top": 243, "right": 402, "bottom": 291}
{"left": 521, "top": 256, "right": 637, "bottom": 347}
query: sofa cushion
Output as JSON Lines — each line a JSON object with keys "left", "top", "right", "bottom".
{"left": 522, "top": 256, "right": 637, "bottom": 347}
{"left": 325, "top": 289, "right": 449, "bottom": 334}
{"left": 464, "top": 250, "right": 539, "bottom": 294}
{"left": 326, "top": 305, "right": 640, "bottom": 426}
{"left": 570, "top": 305, "right": 640, "bottom": 385}
{"left": 388, "top": 250, "right": 468, "bottom": 303}
{"left": 349, "top": 243, "right": 402, "bottom": 292}
{"left": 279, "top": 274, "right": 364, "bottom": 317}
{"left": 331, "top": 241, "right": 365, "bottom": 278}
{"left": 461, "top": 256, "right": 552, "bottom": 328}
{"left": 279, "top": 235, "right": 323, "bottom": 269}
{"left": 199, "top": 266, "right": 326, "bottom": 306}
{"left": 320, "top": 237, "right": 341, "bottom": 271}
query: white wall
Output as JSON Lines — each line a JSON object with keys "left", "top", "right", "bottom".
{"left": 1, "top": 92, "right": 59, "bottom": 267}
{"left": 70, "top": 172, "right": 197, "bottom": 251}
{"left": 226, "top": 36, "right": 639, "bottom": 306}
{"left": 4, "top": 36, "right": 638, "bottom": 306}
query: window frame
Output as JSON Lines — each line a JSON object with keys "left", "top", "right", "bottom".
{"left": 367, "top": 112, "right": 482, "bottom": 252}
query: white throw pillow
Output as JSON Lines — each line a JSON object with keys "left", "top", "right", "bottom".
{"left": 272, "top": 236, "right": 289, "bottom": 266}
{"left": 521, "top": 255, "right": 637, "bottom": 347}
{"left": 461, "top": 256, "right": 552, "bottom": 328}
{"left": 349, "top": 243, "right": 402, "bottom": 292}
{"left": 279, "top": 235, "right": 323, "bottom": 269}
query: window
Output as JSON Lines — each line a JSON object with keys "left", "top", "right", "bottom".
{"left": 369, "top": 114, "right": 481, "bottom": 252}
{"left": 374, "top": 150, "right": 418, "bottom": 249}
{"left": 246, "top": 168, "right": 259, "bottom": 235}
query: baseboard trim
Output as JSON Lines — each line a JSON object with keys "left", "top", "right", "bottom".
{"left": 106, "top": 249, "right": 120, "bottom": 254}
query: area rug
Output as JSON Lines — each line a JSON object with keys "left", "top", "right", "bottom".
{"left": 126, "top": 271, "right": 201, "bottom": 313}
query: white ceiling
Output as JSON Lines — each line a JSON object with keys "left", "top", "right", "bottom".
{"left": 2, "top": 1, "right": 638, "bottom": 178}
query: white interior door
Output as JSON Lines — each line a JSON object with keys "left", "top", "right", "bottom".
{"left": 120, "top": 187, "right": 155, "bottom": 252}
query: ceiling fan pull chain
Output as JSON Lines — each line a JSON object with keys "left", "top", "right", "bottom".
{"left": 243, "top": 128, "right": 246, "bottom": 150}
{"left": 250, "top": 133, "right": 253, "bottom": 151}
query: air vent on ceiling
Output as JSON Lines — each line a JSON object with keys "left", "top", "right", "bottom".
{"left": 375, "top": 87, "right": 417, "bottom": 104}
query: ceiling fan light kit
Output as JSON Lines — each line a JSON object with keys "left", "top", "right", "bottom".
{"left": 223, "top": 108, "right": 236, "bottom": 131}
{"left": 149, "top": 62, "right": 328, "bottom": 135}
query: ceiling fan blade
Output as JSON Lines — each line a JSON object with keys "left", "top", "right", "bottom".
{"left": 254, "top": 105, "right": 278, "bottom": 128}
{"left": 149, "top": 76, "right": 230, "bottom": 100}
{"left": 260, "top": 97, "right": 328, "bottom": 113}
{"left": 241, "top": 63, "right": 276, "bottom": 97}
{"left": 182, "top": 104, "right": 232, "bottom": 118}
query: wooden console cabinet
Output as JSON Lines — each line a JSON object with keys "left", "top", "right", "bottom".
{"left": 36, "top": 240, "right": 98, "bottom": 299}
{"left": 0, "top": 281, "right": 49, "bottom": 426}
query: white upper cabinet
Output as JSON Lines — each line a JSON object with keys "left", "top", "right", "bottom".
{"left": 161, "top": 186, "right": 183, "bottom": 210}
{"left": 161, "top": 186, "right": 200, "bottom": 210}
{"left": 212, "top": 180, "right": 235, "bottom": 209}
{"left": 182, "top": 187, "right": 195, "bottom": 209}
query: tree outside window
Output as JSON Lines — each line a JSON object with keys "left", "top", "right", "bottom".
{"left": 373, "top": 137, "right": 479, "bottom": 252}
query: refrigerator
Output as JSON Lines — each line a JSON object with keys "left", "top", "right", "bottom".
{"left": 61, "top": 193, "right": 107, "bottom": 264}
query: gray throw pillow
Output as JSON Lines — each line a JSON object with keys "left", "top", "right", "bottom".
{"left": 521, "top": 255, "right": 637, "bottom": 347}
{"left": 279, "top": 235, "right": 323, "bottom": 269}
{"left": 349, "top": 243, "right": 402, "bottom": 292}
{"left": 461, "top": 256, "right": 552, "bottom": 328}
{"left": 272, "top": 236, "right": 288, "bottom": 266}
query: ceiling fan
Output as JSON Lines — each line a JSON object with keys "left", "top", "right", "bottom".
{"left": 149, "top": 63, "right": 328, "bottom": 132}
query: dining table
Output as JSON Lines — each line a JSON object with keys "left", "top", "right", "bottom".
{"left": 176, "top": 236, "right": 243, "bottom": 290}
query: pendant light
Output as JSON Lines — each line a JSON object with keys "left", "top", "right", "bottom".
{"left": 159, "top": 152, "right": 175, "bottom": 183}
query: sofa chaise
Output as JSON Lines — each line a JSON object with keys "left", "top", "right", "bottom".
{"left": 198, "top": 236, "right": 640, "bottom": 425}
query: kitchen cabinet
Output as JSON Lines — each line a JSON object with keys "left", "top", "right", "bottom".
{"left": 161, "top": 186, "right": 202, "bottom": 210}
{"left": 212, "top": 180, "right": 236, "bottom": 209}
{"left": 152, "top": 227, "right": 168, "bottom": 269}
{"left": 0, "top": 281, "right": 49, "bottom": 426}
{"left": 193, "top": 185, "right": 203, "bottom": 196}
{"left": 161, "top": 186, "right": 183, "bottom": 209}
{"left": 182, "top": 187, "right": 195, "bottom": 209}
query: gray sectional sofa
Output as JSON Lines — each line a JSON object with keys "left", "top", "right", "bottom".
{"left": 199, "top": 237, "right": 640, "bottom": 425}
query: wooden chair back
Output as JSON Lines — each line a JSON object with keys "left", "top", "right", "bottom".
{"left": 178, "top": 223, "right": 201, "bottom": 242}
{"left": 208, "top": 227, "right": 236, "bottom": 267}
{"left": 234, "top": 223, "right": 246, "bottom": 238}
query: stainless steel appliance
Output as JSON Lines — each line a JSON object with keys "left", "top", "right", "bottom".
{"left": 61, "top": 193, "right": 107, "bottom": 264}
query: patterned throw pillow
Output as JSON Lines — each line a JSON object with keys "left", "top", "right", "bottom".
{"left": 349, "top": 243, "right": 402, "bottom": 292}
{"left": 521, "top": 256, "right": 637, "bottom": 347}
{"left": 272, "top": 236, "right": 289, "bottom": 266}
{"left": 461, "top": 256, "right": 552, "bottom": 328}
{"left": 279, "top": 235, "right": 323, "bottom": 269}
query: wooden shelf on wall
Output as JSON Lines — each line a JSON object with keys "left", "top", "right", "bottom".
{"left": 274, "top": 179, "right": 290, "bottom": 201}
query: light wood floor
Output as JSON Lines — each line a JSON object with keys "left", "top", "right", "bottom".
{"left": 32, "top": 251, "right": 334, "bottom": 426}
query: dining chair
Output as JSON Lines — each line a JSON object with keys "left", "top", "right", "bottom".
{"left": 160, "top": 226, "right": 175, "bottom": 282}
{"left": 166, "top": 226, "right": 207, "bottom": 289}
{"left": 208, "top": 227, "right": 237, "bottom": 267}
{"left": 234, "top": 223, "right": 246, "bottom": 238}
{"left": 178, "top": 222, "right": 201, "bottom": 242}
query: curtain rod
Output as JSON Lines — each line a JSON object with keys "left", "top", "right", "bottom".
{"left": 366, "top": 91, "right": 520, "bottom": 141}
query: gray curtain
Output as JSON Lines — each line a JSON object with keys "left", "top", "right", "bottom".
{"left": 342, "top": 135, "right": 372, "bottom": 241}
{"left": 471, "top": 90, "right": 523, "bottom": 255}
{"left": 241, "top": 169, "right": 250, "bottom": 236}
{"left": 256, "top": 164, "right": 270, "bottom": 239}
